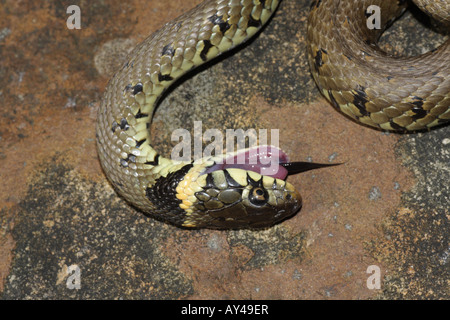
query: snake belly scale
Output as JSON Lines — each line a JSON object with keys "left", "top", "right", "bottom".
{"left": 96, "top": 0, "right": 450, "bottom": 229}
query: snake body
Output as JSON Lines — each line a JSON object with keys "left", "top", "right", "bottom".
{"left": 96, "top": 0, "right": 450, "bottom": 229}
{"left": 308, "top": 0, "right": 449, "bottom": 130}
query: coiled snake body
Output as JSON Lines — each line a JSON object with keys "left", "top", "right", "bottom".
{"left": 96, "top": 0, "right": 450, "bottom": 229}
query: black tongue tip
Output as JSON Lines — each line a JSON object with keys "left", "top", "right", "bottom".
{"left": 281, "top": 161, "right": 343, "bottom": 175}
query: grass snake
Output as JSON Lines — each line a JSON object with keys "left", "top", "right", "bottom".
{"left": 96, "top": 0, "right": 450, "bottom": 229}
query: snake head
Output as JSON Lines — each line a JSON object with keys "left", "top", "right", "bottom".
{"left": 187, "top": 168, "right": 302, "bottom": 229}
{"left": 177, "top": 146, "right": 339, "bottom": 229}
{"left": 150, "top": 146, "right": 340, "bottom": 229}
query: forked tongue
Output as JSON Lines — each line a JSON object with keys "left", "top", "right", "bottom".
{"left": 204, "top": 146, "right": 340, "bottom": 180}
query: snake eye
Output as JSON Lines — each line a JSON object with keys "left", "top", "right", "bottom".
{"left": 249, "top": 187, "right": 269, "bottom": 206}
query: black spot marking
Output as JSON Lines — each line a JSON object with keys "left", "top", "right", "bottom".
{"left": 124, "top": 84, "right": 132, "bottom": 92}
{"left": 124, "top": 60, "right": 134, "bottom": 69}
{"left": 132, "top": 83, "right": 143, "bottom": 95}
{"left": 208, "top": 14, "right": 231, "bottom": 34}
{"left": 411, "top": 106, "right": 427, "bottom": 120}
{"left": 200, "top": 40, "right": 213, "bottom": 62}
{"left": 161, "top": 44, "right": 175, "bottom": 57}
{"left": 128, "top": 154, "right": 136, "bottom": 163}
{"left": 145, "top": 163, "right": 193, "bottom": 216}
{"left": 120, "top": 159, "right": 129, "bottom": 168}
{"left": 353, "top": 86, "right": 370, "bottom": 116}
{"left": 135, "top": 110, "right": 149, "bottom": 119}
{"left": 111, "top": 121, "right": 119, "bottom": 133}
{"left": 389, "top": 119, "right": 405, "bottom": 130}
{"left": 135, "top": 139, "right": 146, "bottom": 148}
{"left": 158, "top": 73, "right": 174, "bottom": 82}
{"left": 247, "top": 15, "right": 262, "bottom": 29}
{"left": 411, "top": 96, "right": 424, "bottom": 108}
{"left": 328, "top": 90, "right": 340, "bottom": 109}
{"left": 205, "top": 173, "right": 216, "bottom": 189}
{"left": 314, "top": 48, "right": 327, "bottom": 73}
{"left": 120, "top": 153, "right": 137, "bottom": 168}
{"left": 145, "top": 154, "right": 160, "bottom": 166}
{"left": 247, "top": 173, "right": 262, "bottom": 187}
{"left": 224, "top": 170, "right": 243, "bottom": 188}
{"left": 120, "top": 118, "right": 130, "bottom": 131}
{"left": 387, "top": 75, "right": 394, "bottom": 81}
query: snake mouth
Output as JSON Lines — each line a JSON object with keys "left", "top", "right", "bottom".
{"left": 203, "top": 145, "right": 342, "bottom": 180}
{"left": 203, "top": 145, "right": 288, "bottom": 179}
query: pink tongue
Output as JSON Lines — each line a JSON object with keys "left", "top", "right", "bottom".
{"left": 204, "top": 146, "right": 289, "bottom": 180}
